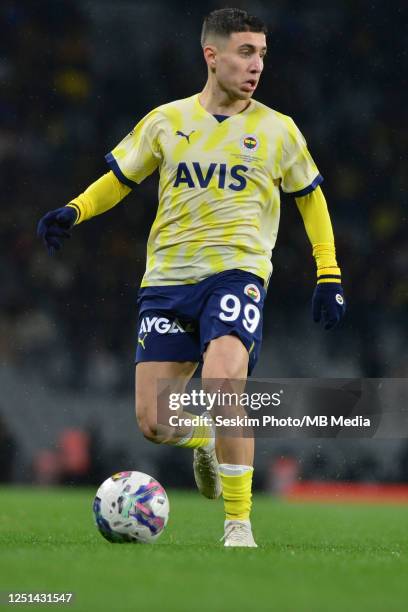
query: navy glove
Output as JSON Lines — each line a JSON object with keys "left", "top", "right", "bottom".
{"left": 37, "top": 206, "right": 77, "bottom": 255}
{"left": 312, "top": 282, "right": 346, "bottom": 330}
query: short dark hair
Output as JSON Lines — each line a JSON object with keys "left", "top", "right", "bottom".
{"left": 201, "top": 8, "right": 267, "bottom": 46}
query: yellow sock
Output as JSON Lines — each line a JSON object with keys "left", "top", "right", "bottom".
{"left": 219, "top": 465, "right": 253, "bottom": 520}
{"left": 173, "top": 412, "right": 213, "bottom": 450}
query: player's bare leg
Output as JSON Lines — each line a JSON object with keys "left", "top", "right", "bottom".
{"left": 202, "top": 336, "right": 253, "bottom": 465}
{"left": 202, "top": 335, "right": 257, "bottom": 547}
{"left": 135, "top": 361, "right": 220, "bottom": 499}
{"left": 135, "top": 361, "right": 197, "bottom": 444}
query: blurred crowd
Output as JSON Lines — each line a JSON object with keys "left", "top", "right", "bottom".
{"left": 1, "top": 0, "right": 407, "bottom": 393}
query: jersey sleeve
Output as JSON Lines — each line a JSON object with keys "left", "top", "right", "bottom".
{"left": 280, "top": 118, "right": 323, "bottom": 196}
{"left": 105, "top": 109, "right": 162, "bottom": 188}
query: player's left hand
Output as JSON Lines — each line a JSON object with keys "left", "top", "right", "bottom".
{"left": 312, "top": 282, "right": 346, "bottom": 330}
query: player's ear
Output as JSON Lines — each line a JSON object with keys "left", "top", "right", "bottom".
{"left": 202, "top": 44, "right": 217, "bottom": 71}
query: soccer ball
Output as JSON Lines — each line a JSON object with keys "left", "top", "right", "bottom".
{"left": 92, "top": 471, "right": 169, "bottom": 543}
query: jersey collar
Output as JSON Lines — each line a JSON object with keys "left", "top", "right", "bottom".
{"left": 194, "top": 93, "right": 255, "bottom": 121}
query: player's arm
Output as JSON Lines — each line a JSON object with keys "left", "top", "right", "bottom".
{"left": 67, "top": 171, "right": 131, "bottom": 225}
{"left": 295, "top": 186, "right": 345, "bottom": 329}
{"left": 37, "top": 108, "right": 162, "bottom": 255}
{"left": 295, "top": 185, "right": 340, "bottom": 282}
{"left": 36, "top": 171, "right": 131, "bottom": 255}
{"left": 280, "top": 117, "right": 345, "bottom": 329}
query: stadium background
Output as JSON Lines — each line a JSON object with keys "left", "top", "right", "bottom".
{"left": 0, "top": 0, "right": 406, "bottom": 490}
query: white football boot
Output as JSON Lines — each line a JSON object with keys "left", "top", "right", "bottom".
{"left": 222, "top": 520, "right": 258, "bottom": 548}
{"left": 193, "top": 445, "right": 222, "bottom": 500}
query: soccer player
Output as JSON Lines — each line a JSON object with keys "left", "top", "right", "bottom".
{"left": 37, "top": 8, "right": 345, "bottom": 547}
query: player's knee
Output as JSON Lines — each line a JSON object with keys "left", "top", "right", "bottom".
{"left": 136, "top": 411, "right": 160, "bottom": 444}
{"left": 205, "top": 353, "right": 248, "bottom": 380}
{"left": 217, "top": 360, "right": 247, "bottom": 380}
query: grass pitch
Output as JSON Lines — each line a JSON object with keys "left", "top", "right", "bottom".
{"left": 0, "top": 487, "right": 407, "bottom": 611}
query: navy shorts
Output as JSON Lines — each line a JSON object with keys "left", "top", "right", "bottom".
{"left": 135, "top": 269, "right": 266, "bottom": 375}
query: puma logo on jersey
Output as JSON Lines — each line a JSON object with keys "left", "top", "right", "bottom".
{"left": 173, "top": 162, "right": 248, "bottom": 191}
{"left": 176, "top": 130, "right": 195, "bottom": 144}
{"left": 138, "top": 333, "right": 148, "bottom": 349}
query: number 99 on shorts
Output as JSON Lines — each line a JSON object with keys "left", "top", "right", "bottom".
{"left": 219, "top": 294, "right": 260, "bottom": 334}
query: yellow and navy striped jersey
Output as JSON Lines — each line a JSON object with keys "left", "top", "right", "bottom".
{"left": 106, "top": 94, "right": 322, "bottom": 287}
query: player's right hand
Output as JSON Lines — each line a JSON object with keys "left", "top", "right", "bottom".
{"left": 37, "top": 206, "right": 77, "bottom": 255}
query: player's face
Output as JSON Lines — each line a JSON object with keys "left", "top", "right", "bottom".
{"left": 215, "top": 32, "right": 267, "bottom": 99}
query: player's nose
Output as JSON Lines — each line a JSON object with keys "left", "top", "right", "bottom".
{"left": 249, "top": 56, "right": 263, "bottom": 74}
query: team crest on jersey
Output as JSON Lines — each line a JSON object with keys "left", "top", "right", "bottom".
{"left": 244, "top": 284, "right": 261, "bottom": 303}
{"left": 240, "top": 134, "right": 259, "bottom": 152}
